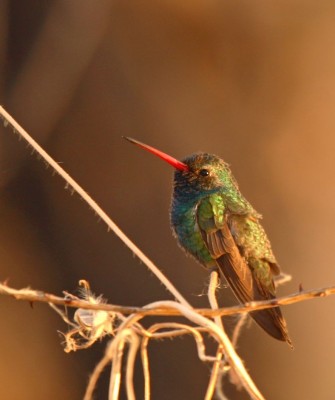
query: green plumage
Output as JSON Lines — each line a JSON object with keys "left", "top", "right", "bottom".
{"left": 171, "top": 153, "right": 292, "bottom": 346}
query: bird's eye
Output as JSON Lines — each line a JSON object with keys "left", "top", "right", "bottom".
{"left": 199, "top": 169, "right": 209, "bottom": 177}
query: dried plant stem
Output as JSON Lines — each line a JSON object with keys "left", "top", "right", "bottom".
{"left": 124, "top": 331, "right": 140, "bottom": 400}
{"left": 208, "top": 270, "right": 224, "bottom": 330}
{"left": 1, "top": 281, "right": 335, "bottom": 318}
{"left": 85, "top": 328, "right": 140, "bottom": 400}
{"left": 82, "top": 296, "right": 264, "bottom": 399}
{"left": 231, "top": 314, "right": 248, "bottom": 348}
{"left": 108, "top": 329, "right": 139, "bottom": 400}
{"left": 144, "top": 300, "right": 265, "bottom": 400}
{"left": 205, "top": 347, "right": 226, "bottom": 400}
{"left": 84, "top": 340, "right": 114, "bottom": 400}
{"left": 141, "top": 335, "right": 151, "bottom": 400}
{"left": 140, "top": 323, "right": 217, "bottom": 400}
{"left": 0, "top": 106, "right": 189, "bottom": 307}
{"left": 205, "top": 271, "right": 227, "bottom": 400}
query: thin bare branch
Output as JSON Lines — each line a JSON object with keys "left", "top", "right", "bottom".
{"left": 141, "top": 322, "right": 219, "bottom": 400}
{"left": 145, "top": 322, "right": 217, "bottom": 363}
{"left": 231, "top": 314, "right": 248, "bottom": 348}
{"left": 141, "top": 336, "right": 151, "bottom": 400}
{"left": 2, "top": 281, "right": 335, "bottom": 318}
{"left": 208, "top": 270, "right": 224, "bottom": 330}
{"left": 125, "top": 332, "right": 140, "bottom": 400}
{"left": 144, "top": 300, "right": 265, "bottom": 400}
{"left": 108, "top": 330, "right": 127, "bottom": 400}
{"left": 84, "top": 340, "right": 114, "bottom": 400}
{"left": 0, "top": 106, "right": 190, "bottom": 307}
{"left": 205, "top": 345, "right": 225, "bottom": 400}
{"left": 205, "top": 271, "right": 227, "bottom": 400}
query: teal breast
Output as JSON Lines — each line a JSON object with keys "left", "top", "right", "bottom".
{"left": 171, "top": 199, "right": 215, "bottom": 267}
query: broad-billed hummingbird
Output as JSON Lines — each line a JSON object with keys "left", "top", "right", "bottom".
{"left": 125, "top": 137, "right": 292, "bottom": 347}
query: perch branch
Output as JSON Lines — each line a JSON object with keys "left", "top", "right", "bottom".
{"left": 1, "top": 281, "right": 334, "bottom": 318}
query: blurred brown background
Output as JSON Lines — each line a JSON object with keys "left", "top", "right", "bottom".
{"left": 1, "top": 1, "right": 335, "bottom": 399}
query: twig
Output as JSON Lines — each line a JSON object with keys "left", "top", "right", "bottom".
{"left": 207, "top": 271, "right": 225, "bottom": 331}
{"left": 144, "top": 300, "right": 265, "bottom": 400}
{"left": 1, "top": 281, "right": 335, "bottom": 318}
{"left": 84, "top": 297, "right": 265, "bottom": 399}
{"left": 140, "top": 322, "right": 240, "bottom": 400}
{"left": 141, "top": 334, "right": 151, "bottom": 400}
{"left": 108, "top": 329, "right": 139, "bottom": 400}
{"left": 139, "top": 323, "right": 217, "bottom": 400}
{"left": 84, "top": 340, "right": 114, "bottom": 400}
{"left": 125, "top": 331, "right": 140, "bottom": 400}
{"left": 205, "top": 271, "right": 227, "bottom": 400}
{"left": 231, "top": 314, "right": 248, "bottom": 348}
{"left": 0, "top": 106, "right": 190, "bottom": 307}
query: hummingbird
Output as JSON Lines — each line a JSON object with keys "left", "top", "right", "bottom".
{"left": 124, "top": 137, "right": 292, "bottom": 347}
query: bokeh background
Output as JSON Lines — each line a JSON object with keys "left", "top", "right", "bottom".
{"left": 1, "top": 1, "right": 335, "bottom": 399}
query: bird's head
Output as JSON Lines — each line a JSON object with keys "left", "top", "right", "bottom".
{"left": 124, "top": 137, "right": 237, "bottom": 200}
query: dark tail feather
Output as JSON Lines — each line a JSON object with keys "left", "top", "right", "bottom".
{"left": 216, "top": 252, "right": 293, "bottom": 348}
{"left": 250, "top": 305, "right": 293, "bottom": 348}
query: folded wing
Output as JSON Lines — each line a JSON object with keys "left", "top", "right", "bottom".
{"left": 197, "top": 196, "right": 292, "bottom": 346}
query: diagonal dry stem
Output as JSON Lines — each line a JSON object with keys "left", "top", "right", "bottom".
{"left": 205, "top": 271, "right": 227, "bottom": 400}
{"left": 0, "top": 106, "right": 189, "bottom": 307}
